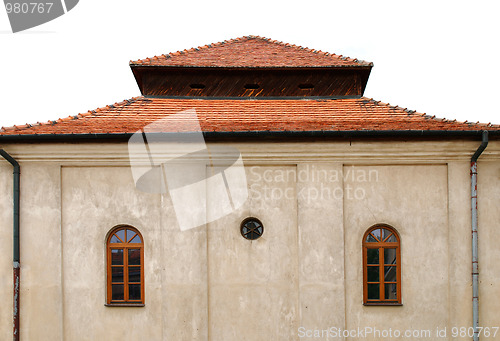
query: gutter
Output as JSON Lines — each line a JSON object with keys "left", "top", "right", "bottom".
{"left": 128, "top": 64, "right": 374, "bottom": 69}
{"left": 471, "top": 131, "right": 488, "bottom": 341}
{"left": 0, "top": 149, "right": 20, "bottom": 341}
{"left": 0, "top": 130, "right": 499, "bottom": 143}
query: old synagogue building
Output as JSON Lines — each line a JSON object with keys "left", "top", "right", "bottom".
{"left": 1, "top": 36, "right": 499, "bottom": 340}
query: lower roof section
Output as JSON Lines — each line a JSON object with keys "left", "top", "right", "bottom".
{"left": 1, "top": 96, "right": 499, "bottom": 141}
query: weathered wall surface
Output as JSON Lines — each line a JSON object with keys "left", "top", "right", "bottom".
{"left": 160, "top": 168, "right": 208, "bottom": 341}
{"left": 20, "top": 165, "right": 62, "bottom": 340}
{"left": 61, "top": 167, "right": 164, "bottom": 340}
{"left": 297, "top": 163, "right": 345, "bottom": 335}
{"left": 208, "top": 165, "right": 298, "bottom": 340}
{"left": 447, "top": 162, "right": 474, "bottom": 337}
{"left": 344, "top": 165, "right": 449, "bottom": 340}
{"left": 0, "top": 164, "right": 63, "bottom": 340}
{"left": 0, "top": 141, "right": 498, "bottom": 341}
{"left": 478, "top": 161, "right": 500, "bottom": 330}
{"left": 0, "top": 164, "right": 13, "bottom": 338}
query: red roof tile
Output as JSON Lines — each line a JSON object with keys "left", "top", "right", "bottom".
{"left": 130, "top": 36, "right": 372, "bottom": 68}
{"left": 1, "top": 97, "right": 498, "bottom": 136}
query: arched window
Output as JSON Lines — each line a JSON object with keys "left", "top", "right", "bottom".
{"left": 106, "top": 226, "right": 144, "bottom": 305}
{"left": 363, "top": 225, "right": 401, "bottom": 305}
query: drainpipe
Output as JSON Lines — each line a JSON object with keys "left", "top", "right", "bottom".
{"left": 471, "top": 131, "right": 488, "bottom": 341}
{"left": 0, "top": 149, "right": 20, "bottom": 341}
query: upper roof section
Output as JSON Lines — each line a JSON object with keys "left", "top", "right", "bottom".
{"left": 130, "top": 36, "right": 373, "bottom": 68}
{"left": 129, "top": 36, "right": 373, "bottom": 98}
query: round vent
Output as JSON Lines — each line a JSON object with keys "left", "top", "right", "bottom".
{"left": 240, "top": 218, "right": 264, "bottom": 240}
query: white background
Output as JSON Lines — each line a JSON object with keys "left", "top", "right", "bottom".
{"left": 0, "top": 0, "right": 499, "bottom": 128}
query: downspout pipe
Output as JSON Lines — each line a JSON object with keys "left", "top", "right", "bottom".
{"left": 0, "top": 149, "right": 20, "bottom": 341}
{"left": 471, "top": 130, "right": 488, "bottom": 341}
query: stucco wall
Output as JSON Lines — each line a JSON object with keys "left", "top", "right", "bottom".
{"left": 0, "top": 141, "right": 499, "bottom": 340}
{"left": 344, "top": 165, "right": 449, "bottom": 338}
{"left": 0, "top": 164, "right": 13, "bottom": 337}
{"left": 478, "top": 161, "right": 500, "bottom": 329}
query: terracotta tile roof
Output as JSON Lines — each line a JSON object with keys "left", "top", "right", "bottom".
{"left": 130, "top": 36, "right": 373, "bottom": 68}
{"left": 1, "top": 97, "right": 498, "bottom": 137}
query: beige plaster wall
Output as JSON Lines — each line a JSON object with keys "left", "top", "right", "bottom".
{"left": 61, "top": 167, "right": 163, "bottom": 340}
{"left": 297, "top": 163, "right": 345, "bottom": 335}
{"left": 0, "top": 141, "right": 499, "bottom": 340}
{"left": 20, "top": 165, "right": 63, "bottom": 340}
{"left": 160, "top": 169, "right": 208, "bottom": 341}
{"left": 344, "top": 165, "right": 449, "bottom": 340}
{"left": 0, "top": 164, "right": 13, "bottom": 340}
{"left": 478, "top": 161, "right": 500, "bottom": 330}
{"left": 447, "top": 162, "right": 474, "bottom": 339}
{"left": 207, "top": 165, "right": 298, "bottom": 340}
{"left": 0, "top": 164, "right": 63, "bottom": 340}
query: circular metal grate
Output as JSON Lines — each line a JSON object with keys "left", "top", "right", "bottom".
{"left": 240, "top": 218, "right": 264, "bottom": 240}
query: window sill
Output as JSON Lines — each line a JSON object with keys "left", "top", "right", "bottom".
{"left": 363, "top": 302, "right": 403, "bottom": 306}
{"left": 105, "top": 303, "right": 145, "bottom": 307}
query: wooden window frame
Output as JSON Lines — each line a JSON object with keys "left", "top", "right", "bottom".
{"left": 106, "top": 226, "right": 145, "bottom": 306}
{"left": 362, "top": 225, "right": 402, "bottom": 305}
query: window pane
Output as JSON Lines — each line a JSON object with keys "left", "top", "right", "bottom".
{"left": 367, "top": 249, "right": 379, "bottom": 264}
{"left": 367, "top": 284, "right": 379, "bottom": 299}
{"left": 129, "top": 234, "right": 141, "bottom": 243}
{"left": 371, "top": 229, "right": 381, "bottom": 241}
{"left": 111, "top": 249, "right": 123, "bottom": 265}
{"left": 367, "top": 266, "right": 379, "bottom": 282}
{"left": 385, "top": 283, "right": 397, "bottom": 300}
{"left": 128, "top": 249, "right": 141, "bottom": 265}
{"left": 111, "top": 267, "right": 123, "bottom": 283}
{"left": 366, "top": 234, "right": 377, "bottom": 242}
{"left": 116, "top": 229, "right": 126, "bottom": 242}
{"left": 112, "top": 284, "right": 124, "bottom": 301}
{"left": 381, "top": 228, "right": 392, "bottom": 241}
{"left": 129, "top": 266, "right": 141, "bottom": 283}
{"left": 385, "top": 233, "right": 397, "bottom": 243}
{"left": 129, "top": 284, "right": 141, "bottom": 300}
{"left": 384, "top": 266, "right": 397, "bottom": 282}
{"left": 384, "top": 248, "right": 397, "bottom": 265}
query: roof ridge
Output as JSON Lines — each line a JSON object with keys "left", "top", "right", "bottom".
{"left": 366, "top": 96, "right": 425, "bottom": 116}
{"left": 363, "top": 97, "right": 500, "bottom": 128}
{"left": 129, "top": 35, "right": 373, "bottom": 66}
{"left": 0, "top": 96, "right": 144, "bottom": 133}
{"left": 130, "top": 36, "right": 251, "bottom": 65}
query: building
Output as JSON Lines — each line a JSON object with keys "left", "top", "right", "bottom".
{"left": 1, "top": 36, "right": 499, "bottom": 340}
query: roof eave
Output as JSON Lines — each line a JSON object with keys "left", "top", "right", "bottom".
{"left": 1, "top": 130, "right": 498, "bottom": 143}
{"left": 128, "top": 64, "right": 374, "bottom": 69}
